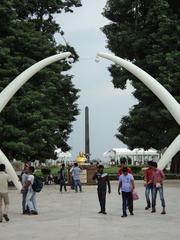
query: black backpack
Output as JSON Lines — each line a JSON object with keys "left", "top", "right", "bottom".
{"left": 32, "top": 175, "right": 43, "bottom": 192}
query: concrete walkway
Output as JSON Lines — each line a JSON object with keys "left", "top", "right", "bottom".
{"left": 0, "top": 180, "right": 180, "bottom": 240}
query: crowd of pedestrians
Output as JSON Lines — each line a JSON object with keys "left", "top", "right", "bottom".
{"left": 93, "top": 158, "right": 166, "bottom": 217}
{"left": 0, "top": 158, "right": 167, "bottom": 223}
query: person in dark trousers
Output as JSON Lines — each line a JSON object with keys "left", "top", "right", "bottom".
{"left": 144, "top": 161, "right": 154, "bottom": 210}
{"left": 118, "top": 167, "right": 135, "bottom": 217}
{"left": 59, "top": 164, "right": 67, "bottom": 192}
{"left": 93, "top": 165, "right": 111, "bottom": 215}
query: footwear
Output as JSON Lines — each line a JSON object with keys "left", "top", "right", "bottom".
{"left": 121, "top": 214, "right": 127, "bottom": 218}
{"left": 130, "top": 212, "right": 134, "bottom": 215}
{"left": 161, "top": 209, "right": 166, "bottom": 215}
{"left": 145, "top": 206, "right": 150, "bottom": 210}
{"left": 3, "top": 214, "right": 9, "bottom": 222}
{"left": 23, "top": 210, "right": 29, "bottom": 215}
{"left": 102, "top": 211, "right": 107, "bottom": 215}
{"left": 161, "top": 211, "right": 166, "bottom": 215}
{"left": 30, "top": 210, "right": 38, "bottom": 215}
{"left": 98, "top": 211, "right": 102, "bottom": 214}
{"left": 151, "top": 208, "right": 156, "bottom": 213}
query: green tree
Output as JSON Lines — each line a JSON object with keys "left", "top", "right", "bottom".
{"left": 102, "top": 0, "right": 180, "bottom": 152}
{"left": 0, "top": 0, "right": 82, "bottom": 161}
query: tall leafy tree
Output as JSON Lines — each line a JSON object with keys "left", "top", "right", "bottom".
{"left": 102, "top": 0, "right": 180, "bottom": 154}
{"left": 0, "top": 0, "right": 82, "bottom": 161}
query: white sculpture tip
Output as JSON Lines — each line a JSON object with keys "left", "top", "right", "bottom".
{"left": 95, "top": 56, "right": 100, "bottom": 63}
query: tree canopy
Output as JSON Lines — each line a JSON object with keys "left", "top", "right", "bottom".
{"left": 0, "top": 0, "right": 82, "bottom": 161}
{"left": 102, "top": 0, "right": 180, "bottom": 151}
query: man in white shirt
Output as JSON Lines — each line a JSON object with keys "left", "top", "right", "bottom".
{"left": 0, "top": 164, "right": 11, "bottom": 222}
{"left": 25, "top": 166, "right": 38, "bottom": 215}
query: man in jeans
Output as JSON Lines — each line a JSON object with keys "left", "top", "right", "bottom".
{"left": 144, "top": 161, "right": 154, "bottom": 210}
{"left": 151, "top": 162, "right": 166, "bottom": 214}
{"left": 25, "top": 166, "right": 38, "bottom": 215}
{"left": 0, "top": 164, "right": 11, "bottom": 222}
{"left": 118, "top": 167, "right": 135, "bottom": 217}
{"left": 21, "top": 166, "right": 29, "bottom": 214}
{"left": 72, "top": 163, "right": 82, "bottom": 192}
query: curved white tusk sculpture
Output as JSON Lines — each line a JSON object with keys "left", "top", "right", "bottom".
{"left": 158, "top": 134, "right": 180, "bottom": 170}
{"left": 96, "top": 52, "right": 180, "bottom": 170}
{"left": 0, "top": 52, "right": 71, "bottom": 112}
{"left": 0, "top": 150, "right": 22, "bottom": 190}
{"left": 0, "top": 52, "right": 71, "bottom": 190}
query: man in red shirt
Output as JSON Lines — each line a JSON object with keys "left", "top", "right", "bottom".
{"left": 144, "top": 161, "right": 154, "bottom": 210}
{"left": 118, "top": 158, "right": 132, "bottom": 176}
{"left": 151, "top": 162, "right": 166, "bottom": 214}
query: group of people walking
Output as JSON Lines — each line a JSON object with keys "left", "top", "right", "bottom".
{"left": 93, "top": 158, "right": 166, "bottom": 217}
{"left": 0, "top": 163, "right": 39, "bottom": 223}
{"left": 0, "top": 158, "right": 166, "bottom": 223}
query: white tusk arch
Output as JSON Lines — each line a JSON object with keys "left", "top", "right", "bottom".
{"left": 0, "top": 52, "right": 71, "bottom": 112}
{"left": 0, "top": 52, "right": 71, "bottom": 190}
{"left": 0, "top": 150, "right": 22, "bottom": 190}
{"left": 96, "top": 52, "right": 180, "bottom": 170}
{"left": 158, "top": 134, "right": 180, "bottom": 170}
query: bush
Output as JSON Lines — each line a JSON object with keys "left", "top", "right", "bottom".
{"left": 165, "top": 174, "right": 179, "bottom": 179}
{"left": 41, "top": 168, "right": 51, "bottom": 175}
{"left": 130, "top": 166, "right": 142, "bottom": 174}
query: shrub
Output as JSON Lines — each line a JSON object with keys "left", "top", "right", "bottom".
{"left": 129, "top": 166, "right": 142, "bottom": 174}
{"left": 41, "top": 168, "right": 51, "bottom": 175}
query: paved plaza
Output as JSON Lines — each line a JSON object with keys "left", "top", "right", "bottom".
{"left": 0, "top": 180, "right": 180, "bottom": 240}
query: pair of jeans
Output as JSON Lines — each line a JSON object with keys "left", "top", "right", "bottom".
{"left": 26, "top": 189, "right": 38, "bottom": 212}
{"left": 122, "top": 191, "right": 133, "bottom": 215}
{"left": 152, "top": 185, "right": 165, "bottom": 208}
{"left": 97, "top": 189, "right": 106, "bottom": 212}
{"left": 22, "top": 190, "right": 28, "bottom": 213}
{"left": 145, "top": 184, "right": 153, "bottom": 207}
{"left": 74, "top": 179, "right": 82, "bottom": 192}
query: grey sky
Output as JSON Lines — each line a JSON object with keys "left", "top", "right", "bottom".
{"left": 55, "top": 0, "right": 137, "bottom": 160}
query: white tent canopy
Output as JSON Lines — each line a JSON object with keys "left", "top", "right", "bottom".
{"left": 103, "top": 148, "right": 159, "bottom": 165}
{"left": 54, "top": 148, "right": 72, "bottom": 163}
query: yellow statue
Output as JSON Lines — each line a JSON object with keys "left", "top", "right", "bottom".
{"left": 76, "top": 151, "right": 87, "bottom": 164}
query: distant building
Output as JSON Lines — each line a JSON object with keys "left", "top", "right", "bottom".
{"left": 103, "top": 148, "right": 159, "bottom": 166}
{"left": 54, "top": 148, "right": 72, "bottom": 164}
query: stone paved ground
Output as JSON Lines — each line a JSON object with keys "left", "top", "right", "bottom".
{"left": 0, "top": 180, "right": 180, "bottom": 240}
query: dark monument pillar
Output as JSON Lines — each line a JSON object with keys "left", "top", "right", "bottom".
{"left": 85, "top": 106, "right": 90, "bottom": 161}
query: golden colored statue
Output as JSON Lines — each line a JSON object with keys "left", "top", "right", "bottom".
{"left": 76, "top": 151, "right": 87, "bottom": 164}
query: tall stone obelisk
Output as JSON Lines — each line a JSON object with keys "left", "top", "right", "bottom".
{"left": 85, "top": 106, "right": 90, "bottom": 161}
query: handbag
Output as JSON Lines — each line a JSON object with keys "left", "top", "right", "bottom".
{"left": 132, "top": 190, "right": 139, "bottom": 200}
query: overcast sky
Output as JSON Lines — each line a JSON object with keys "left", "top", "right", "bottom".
{"left": 55, "top": 0, "right": 137, "bottom": 160}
